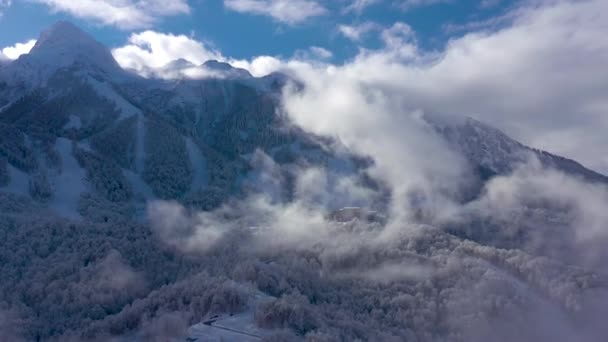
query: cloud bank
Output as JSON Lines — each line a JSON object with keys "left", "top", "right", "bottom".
{"left": 30, "top": 0, "right": 190, "bottom": 29}
{"left": 111, "top": 31, "right": 223, "bottom": 78}
{"left": 107, "top": 1, "right": 608, "bottom": 174}
{"left": 1, "top": 39, "right": 36, "bottom": 60}
{"left": 338, "top": 22, "right": 379, "bottom": 41}
{"left": 224, "top": 0, "right": 327, "bottom": 24}
{"left": 290, "top": 0, "right": 608, "bottom": 173}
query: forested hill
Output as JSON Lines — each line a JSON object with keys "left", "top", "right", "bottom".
{"left": 0, "top": 21, "right": 607, "bottom": 341}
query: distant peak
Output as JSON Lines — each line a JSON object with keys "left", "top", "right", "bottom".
{"left": 203, "top": 60, "right": 234, "bottom": 71}
{"left": 164, "top": 58, "right": 196, "bottom": 70}
{"left": 203, "top": 60, "right": 252, "bottom": 78}
{"left": 36, "top": 21, "right": 94, "bottom": 48}
{"left": 45, "top": 21, "right": 83, "bottom": 35}
{"left": 23, "top": 21, "right": 122, "bottom": 75}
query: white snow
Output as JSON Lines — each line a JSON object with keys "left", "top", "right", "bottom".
{"left": 187, "top": 292, "right": 274, "bottom": 342}
{"left": 0, "top": 22, "right": 123, "bottom": 87}
{"left": 188, "top": 320, "right": 261, "bottom": 342}
{"left": 123, "top": 170, "right": 155, "bottom": 200}
{"left": 186, "top": 138, "right": 208, "bottom": 193}
{"left": 87, "top": 77, "right": 140, "bottom": 120}
{"left": 48, "top": 138, "right": 87, "bottom": 218}
{"left": 428, "top": 115, "right": 528, "bottom": 174}
{"left": 126, "top": 114, "right": 152, "bottom": 217}
{"left": 123, "top": 169, "right": 156, "bottom": 217}
{"left": 135, "top": 114, "right": 146, "bottom": 173}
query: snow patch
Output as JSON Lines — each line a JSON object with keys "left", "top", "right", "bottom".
{"left": 87, "top": 77, "right": 140, "bottom": 120}
{"left": 187, "top": 292, "right": 273, "bottom": 342}
{"left": 123, "top": 170, "right": 155, "bottom": 200}
{"left": 48, "top": 138, "right": 87, "bottom": 218}
{"left": 135, "top": 114, "right": 146, "bottom": 173}
{"left": 186, "top": 138, "right": 208, "bottom": 193}
{"left": 123, "top": 169, "right": 156, "bottom": 217}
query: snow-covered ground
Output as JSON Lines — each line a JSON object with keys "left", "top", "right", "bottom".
{"left": 124, "top": 169, "right": 155, "bottom": 217}
{"left": 124, "top": 170, "right": 155, "bottom": 201}
{"left": 186, "top": 138, "right": 209, "bottom": 194}
{"left": 188, "top": 320, "right": 261, "bottom": 342}
{"left": 87, "top": 77, "right": 140, "bottom": 120}
{"left": 135, "top": 114, "right": 146, "bottom": 174}
{"left": 48, "top": 138, "right": 88, "bottom": 218}
{"left": 186, "top": 292, "right": 273, "bottom": 342}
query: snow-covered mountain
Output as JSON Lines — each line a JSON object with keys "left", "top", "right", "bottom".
{"left": 1, "top": 21, "right": 605, "bottom": 222}
{"left": 1, "top": 21, "right": 124, "bottom": 88}
{"left": 429, "top": 115, "right": 608, "bottom": 183}
{"left": 0, "top": 21, "right": 368, "bottom": 221}
{"left": 1, "top": 22, "right": 607, "bottom": 341}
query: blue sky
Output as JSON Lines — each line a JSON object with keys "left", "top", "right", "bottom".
{"left": 0, "top": 0, "right": 514, "bottom": 62}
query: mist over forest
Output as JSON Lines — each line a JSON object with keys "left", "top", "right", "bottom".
{"left": 1, "top": 0, "right": 608, "bottom": 341}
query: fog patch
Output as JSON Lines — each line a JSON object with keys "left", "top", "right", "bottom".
{"left": 137, "top": 312, "right": 189, "bottom": 342}
{"left": 339, "top": 261, "right": 435, "bottom": 283}
{"left": 444, "top": 160, "right": 608, "bottom": 272}
{"left": 148, "top": 200, "right": 227, "bottom": 254}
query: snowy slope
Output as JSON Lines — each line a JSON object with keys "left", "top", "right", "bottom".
{"left": 86, "top": 77, "right": 140, "bottom": 120}
{"left": 186, "top": 138, "right": 209, "bottom": 194}
{"left": 429, "top": 115, "right": 608, "bottom": 183}
{"left": 48, "top": 138, "right": 88, "bottom": 218}
{"left": 0, "top": 21, "right": 125, "bottom": 87}
{"left": 0, "top": 20, "right": 606, "bottom": 223}
{"left": 187, "top": 292, "right": 273, "bottom": 342}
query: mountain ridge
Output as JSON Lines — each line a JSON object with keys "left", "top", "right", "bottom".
{"left": 1, "top": 21, "right": 607, "bottom": 342}
{"left": 0, "top": 21, "right": 607, "bottom": 221}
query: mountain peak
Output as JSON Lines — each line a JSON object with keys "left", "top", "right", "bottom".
{"left": 163, "top": 58, "right": 196, "bottom": 70}
{"left": 203, "top": 60, "right": 252, "bottom": 78}
{"left": 36, "top": 21, "right": 90, "bottom": 46}
{"left": 20, "top": 21, "right": 122, "bottom": 77}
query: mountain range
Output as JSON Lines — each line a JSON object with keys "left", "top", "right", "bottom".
{"left": 2, "top": 21, "right": 605, "bottom": 221}
{"left": 0, "top": 22, "right": 607, "bottom": 341}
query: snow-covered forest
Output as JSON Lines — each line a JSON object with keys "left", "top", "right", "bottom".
{"left": 0, "top": 19, "right": 607, "bottom": 342}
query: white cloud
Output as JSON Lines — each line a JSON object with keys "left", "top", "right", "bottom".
{"left": 338, "top": 22, "right": 379, "bottom": 41}
{"left": 480, "top": 0, "right": 501, "bottom": 8}
{"left": 309, "top": 46, "right": 333, "bottom": 59}
{"left": 111, "top": 30, "right": 287, "bottom": 79}
{"left": 1, "top": 39, "right": 36, "bottom": 60}
{"left": 30, "top": 0, "right": 190, "bottom": 29}
{"left": 290, "top": 0, "right": 608, "bottom": 173}
{"left": 224, "top": 0, "right": 327, "bottom": 24}
{"left": 113, "top": 0, "right": 608, "bottom": 174}
{"left": 148, "top": 201, "right": 226, "bottom": 254}
{"left": 294, "top": 46, "right": 333, "bottom": 61}
{"left": 245, "top": 1, "right": 605, "bottom": 236}
{"left": 111, "top": 31, "right": 223, "bottom": 77}
{"left": 343, "top": 0, "right": 379, "bottom": 14}
{"left": 449, "top": 161, "right": 608, "bottom": 271}
{"left": 394, "top": 0, "right": 451, "bottom": 11}
{"left": 380, "top": 21, "right": 416, "bottom": 48}
{"left": 230, "top": 55, "right": 284, "bottom": 77}
{"left": 0, "top": 0, "right": 11, "bottom": 18}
